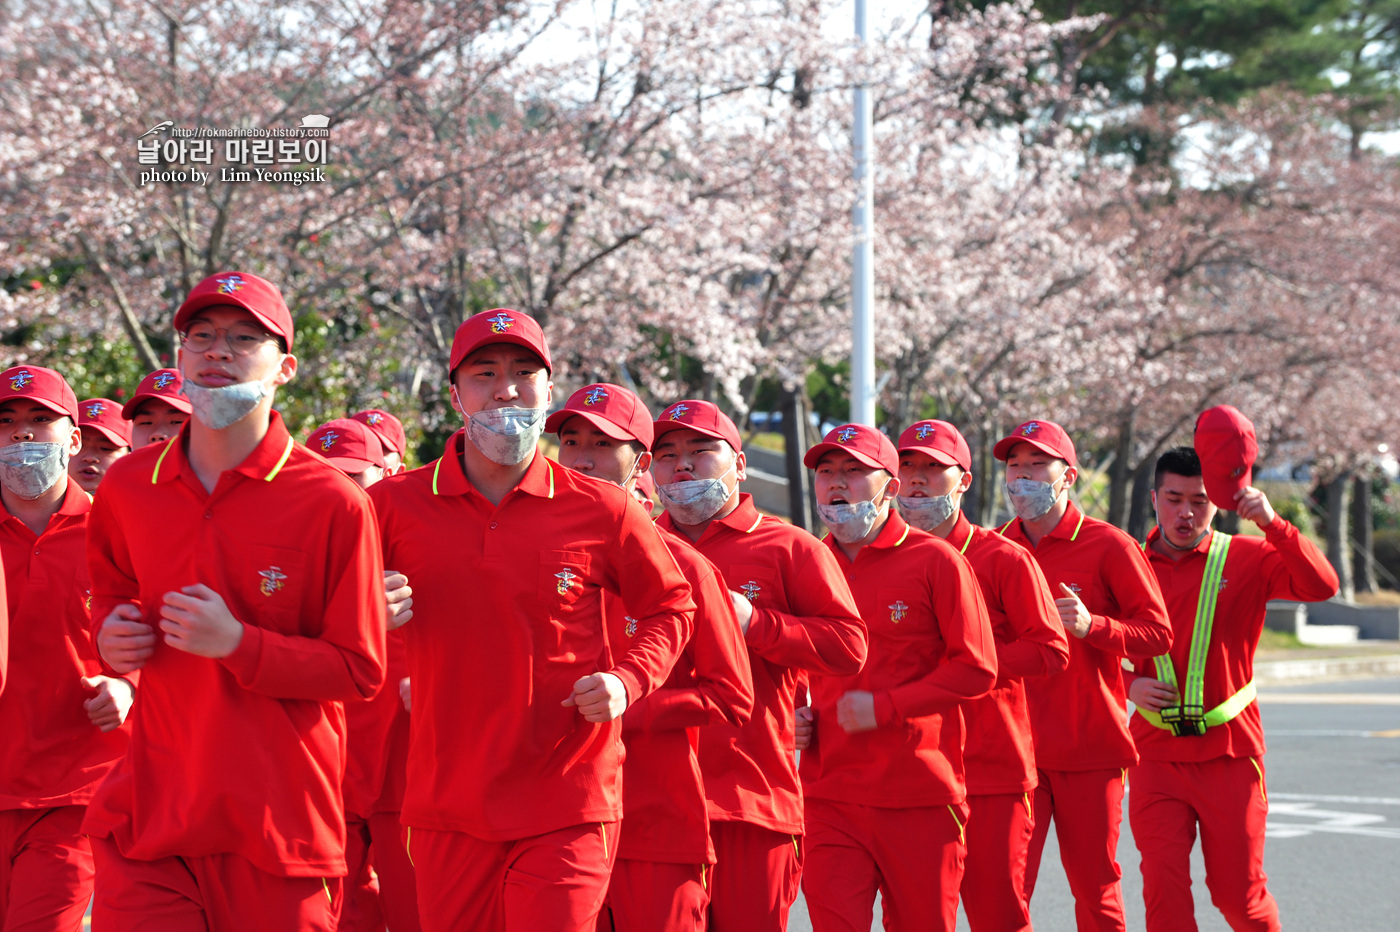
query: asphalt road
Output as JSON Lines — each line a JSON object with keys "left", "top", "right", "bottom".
{"left": 788, "top": 677, "right": 1400, "bottom": 931}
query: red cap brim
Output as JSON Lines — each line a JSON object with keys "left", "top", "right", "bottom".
{"left": 323, "top": 455, "right": 378, "bottom": 475}
{"left": 993, "top": 435, "right": 1071, "bottom": 464}
{"left": 896, "top": 443, "right": 962, "bottom": 468}
{"left": 651, "top": 420, "right": 739, "bottom": 450}
{"left": 83, "top": 424, "right": 133, "bottom": 448}
{"left": 544, "top": 408, "right": 641, "bottom": 443}
{"left": 1202, "top": 468, "right": 1252, "bottom": 511}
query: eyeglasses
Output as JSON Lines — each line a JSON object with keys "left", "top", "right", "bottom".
{"left": 179, "top": 323, "right": 278, "bottom": 356}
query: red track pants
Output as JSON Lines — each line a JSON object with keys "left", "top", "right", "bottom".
{"left": 338, "top": 812, "right": 420, "bottom": 932}
{"left": 961, "top": 792, "right": 1034, "bottom": 932}
{"left": 1129, "top": 756, "right": 1278, "bottom": 932}
{"left": 0, "top": 806, "right": 93, "bottom": 932}
{"left": 408, "top": 821, "right": 619, "bottom": 932}
{"left": 707, "top": 821, "right": 802, "bottom": 932}
{"left": 599, "top": 859, "right": 709, "bottom": 932}
{"left": 1025, "top": 767, "right": 1127, "bottom": 932}
{"left": 89, "top": 834, "right": 340, "bottom": 932}
{"left": 801, "top": 798, "right": 967, "bottom": 932}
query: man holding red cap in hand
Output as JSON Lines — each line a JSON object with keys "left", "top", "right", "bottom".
{"left": 122, "top": 368, "right": 191, "bottom": 449}
{"left": 893, "top": 419, "right": 1068, "bottom": 932}
{"left": 797, "top": 423, "right": 996, "bottom": 931}
{"left": 547, "top": 383, "right": 755, "bottom": 931}
{"left": 70, "top": 397, "right": 132, "bottom": 494}
{"left": 85, "top": 271, "right": 388, "bottom": 931}
{"left": 651, "top": 399, "right": 866, "bottom": 932}
{"left": 0, "top": 364, "right": 133, "bottom": 931}
{"left": 352, "top": 409, "right": 407, "bottom": 476}
{"left": 993, "top": 419, "right": 1171, "bottom": 932}
{"left": 1125, "top": 410, "right": 1337, "bottom": 932}
{"left": 369, "top": 311, "right": 695, "bottom": 932}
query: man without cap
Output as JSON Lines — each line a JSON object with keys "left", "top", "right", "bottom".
{"left": 306, "top": 418, "right": 420, "bottom": 932}
{"left": 122, "top": 368, "right": 191, "bottom": 449}
{"left": 992, "top": 419, "right": 1172, "bottom": 932}
{"left": 0, "top": 365, "right": 133, "bottom": 932}
{"left": 893, "top": 419, "right": 1068, "bottom": 932}
{"left": 1126, "top": 429, "right": 1336, "bottom": 932}
{"left": 351, "top": 409, "right": 407, "bottom": 477}
{"left": 85, "top": 271, "right": 388, "bottom": 931}
{"left": 797, "top": 423, "right": 996, "bottom": 931}
{"left": 650, "top": 399, "right": 867, "bottom": 932}
{"left": 70, "top": 398, "right": 132, "bottom": 494}
{"left": 368, "top": 310, "right": 696, "bottom": 932}
{"left": 547, "top": 382, "right": 755, "bottom": 931}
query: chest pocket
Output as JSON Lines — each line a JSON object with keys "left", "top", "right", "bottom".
{"left": 538, "top": 550, "right": 594, "bottom": 612}
{"left": 729, "top": 564, "right": 785, "bottom": 613}
{"left": 241, "top": 544, "right": 309, "bottom": 635}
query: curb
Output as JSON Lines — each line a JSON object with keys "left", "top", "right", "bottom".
{"left": 1255, "top": 655, "right": 1400, "bottom": 685}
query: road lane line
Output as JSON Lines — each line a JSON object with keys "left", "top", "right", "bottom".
{"left": 1270, "top": 793, "right": 1400, "bottom": 806}
{"left": 1255, "top": 693, "right": 1400, "bottom": 704}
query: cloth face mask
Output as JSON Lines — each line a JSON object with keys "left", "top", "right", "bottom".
{"left": 658, "top": 460, "right": 737, "bottom": 525}
{"left": 818, "top": 479, "right": 892, "bottom": 543}
{"left": 1005, "top": 475, "right": 1065, "bottom": 521}
{"left": 182, "top": 377, "right": 274, "bottom": 431}
{"left": 466, "top": 405, "right": 547, "bottom": 466}
{"left": 897, "top": 492, "right": 957, "bottom": 532}
{"left": 0, "top": 441, "right": 69, "bottom": 499}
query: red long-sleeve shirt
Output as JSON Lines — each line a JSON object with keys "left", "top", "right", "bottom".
{"left": 82, "top": 414, "right": 388, "bottom": 877}
{"left": 1128, "top": 519, "right": 1338, "bottom": 762}
{"left": 1000, "top": 502, "right": 1171, "bottom": 771}
{"left": 800, "top": 512, "right": 997, "bottom": 807}
{"left": 0, "top": 479, "right": 129, "bottom": 810}
{"left": 343, "top": 628, "right": 411, "bottom": 819}
{"left": 370, "top": 437, "right": 695, "bottom": 841}
{"left": 952, "top": 512, "right": 1069, "bottom": 795}
{"left": 657, "top": 494, "right": 867, "bottom": 835}
{"left": 609, "top": 524, "right": 755, "bottom": 864}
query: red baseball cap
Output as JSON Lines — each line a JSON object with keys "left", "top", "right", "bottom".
{"left": 173, "top": 271, "right": 295, "bottom": 351}
{"left": 993, "top": 419, "right": 1078, "bottom": 467}
{"left": 121, "top": 368, "right": 192, "bottom": 419}
{"left": 351, "top": 409, "right": 406, "bottom": 457}
{"left": 0, "top": 365, "right": 78, "bottom": 421}
{"left": 545, "top": 383, "right": 654, "bottom": 448}
{"left": 651, "top": 400, "right": 743, "bottom": 452}
{"left": 804, "top": 423, "right": 898, "bottom": 475}
{"left": 897, "top": 419, "right": 971, "bottom": 471}
{"left": 77, "top": 398, "right": 133, "bottom": 448}
{"left": 448, "top": 309, "right": 552, "bottom": 375}
{"left": 1194, "top": 405, "right": 1258, "bottom": 510}
{"left": 306, "top": 418, "right": 386, "bottom": 474}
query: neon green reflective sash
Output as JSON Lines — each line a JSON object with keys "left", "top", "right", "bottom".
{"left": 1147, "top": 531, "right": 1233, "bottom": 737}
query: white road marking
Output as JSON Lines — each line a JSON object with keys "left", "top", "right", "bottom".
{"left": 1266, "top": 802, "right": 1400, "bottom": 840}
{"left": 1256, "top": 693, "right": 1400, "bottom": 704}
{"left": 1267, "top": 729, "right": 1400, "bottom": 737}
{"left": 1271, "top": 793, "right": 1400, "bottom": 806}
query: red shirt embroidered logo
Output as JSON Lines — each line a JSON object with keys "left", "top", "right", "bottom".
{"left": 258, "top": 566, "right": 287, "bottom": 596}
{"left": 555, "top": 568, "right": 578, "bottom": 595}
{"left": 740, "top": 580, "right": 762, "bottom": 602}
{"left": 624, "top": 616, "right": 638, "bottom": 637}
{"left": 889, "top": 600, "right": 909, "bottom": 623}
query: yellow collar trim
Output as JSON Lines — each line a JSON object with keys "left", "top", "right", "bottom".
{"left": 150, "top": 436, "right": 179, "bottom": 484}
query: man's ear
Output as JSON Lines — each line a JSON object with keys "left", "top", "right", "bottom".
{"left": 274, "top": 353, "right": 298, "bottom": 386}
{"left": 66, "top": 423, "right": 83, "bottom": 457}
{"left": 734, "top": 449, "right": 747, "bottom": 484}
{"left": 1062, "top": 464, "right": 1079, "bottom": 488}
{"left": 883, "top": 475, "right": 901, "bottom": 503}
{"left": 636, "top": 450, "right": 653, "bottom": 474}
{"left": 958, "top": 469, "right": 973, "bottom": 493}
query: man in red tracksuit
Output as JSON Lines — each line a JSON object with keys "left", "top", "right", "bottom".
{"left": 369, "top": 310, "right": 696, "bottom": 932}
{"left": 650, "top": 400, "right": 867, "bottom": 932}
{"left": 895, "top": 419, "right": 1069, "bottom": 932}
{"left": 993, "top": 419, "right": 1172, "bottom": 932}
{"left": 547, "top": 383, "right": 755, "bottom": 931}
{"left": 306, "top": 418, "right": 420, "bottom": 932}
{"left": 121, "top": 368, "right": 191, "bottom": 449}
{"left": 798, "top": 424, "right": 997, "bottom": 931}
{"left": 0, "top": 365, "right": 133, "bottom": 932}
{"left": 86, "top": 271, "right": 389, "bottom": 931}
{"left": 1127, "top": 439, "right": 1337, "bottom": 932}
